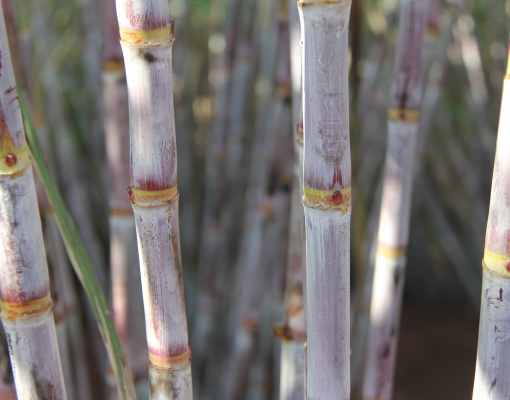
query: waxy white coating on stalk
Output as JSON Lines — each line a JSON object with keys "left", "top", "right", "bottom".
{"left": 116, "top": 0, "right": 170, "bottom": 32}
{"left": 133, "top": 200, "right": 188, "bottom": 362}
{"left": 0, "top": 4, "right": 66, "bottom": 397}
{"left": 123, "top": 42, "right": 177, "bottom": 191}
{"left": 299, "top": 2, "right": 351, "bottom": 398}
{"left": 0, "top": 173, "right": 67, "bottom": 399}
{"left": 117, "top": 0, "right": 192, "bottom": 397}
{"left": 363, "top": 1, "right": 429, "bottom": 399}
{"left": 304, "top": 209, "right": 350, "bottom": 399}
{"left": 377, "top": 122, "right": 419, "bottom": 249}
{"left": 363, "top": 254, "right": 406, "bottom": 399}
{"left": 300, "top": 1, "right": 351, "bottom": 193}
{"left": 472, "top": 63, "right": 510, "bottom": 399}
{"left": 280, "top": 341, "right": 305, "bottom": 400}
{"left": 0, "top": 172, "right": 49, "bottom": 308}
{"left": 473, "top": 269, "right": 510, "bottom": 399}
{"left": 2, "top": 312, "right": 65, "bottom": 399}
{"left": 481, "top": 79, "right": 510, "bottom": 279}
{"left": 289, "top": 0, "right": 302, "bottom": 131}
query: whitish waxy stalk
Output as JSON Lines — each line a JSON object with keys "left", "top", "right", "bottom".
{"left": 472, "top": 44, "right": 510, "bottom": 400}
{"left": 0, "top": 4, "right": 66, "bottom": 398}
{"left": 104, "top": 0, "right": 148, "bottom": 397}
{"left": 298, "top": 1, "right": 352, "bottom": 398}
{"left": 115, "top": 2, "right": 192, "bottom": 398}
{"left": 363, "top": 1, "right": 429, "bottom": 399}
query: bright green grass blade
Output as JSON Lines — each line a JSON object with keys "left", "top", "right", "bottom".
{"left": 19, "top": 90, "right": 137, "bottom": 400}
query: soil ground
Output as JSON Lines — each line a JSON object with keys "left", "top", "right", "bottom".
{"left": 393, "top": 302, "right": 479, "bottom": 399}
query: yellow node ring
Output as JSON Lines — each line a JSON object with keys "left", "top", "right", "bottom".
{"left": 120, "top": 26, "right": 174, "bottom": 46}
{"left": 303, "top": 186, "right": 351, "bottom": 209}
{"left": 129, "top": 185, "right": 178, "bottom": 207}
{"left": 149, "top": 347, "right": 191, "bottom": 371}
{"left": 376, "top": 244, "right": 406, "bottom": 260}
{"left": 483, "top": 249, "right": 510, "bottom": 278}
{"left": 0, "top": 293, "right": 53, "bottom": 321}
{"left": 388, "top": 108, "right": 420, "bottom": 123}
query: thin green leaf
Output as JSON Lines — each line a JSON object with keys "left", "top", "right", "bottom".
{"left": 18, "top": 90, "right": 137, "bottom": 400}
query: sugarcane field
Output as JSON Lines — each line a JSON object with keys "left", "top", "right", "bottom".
{"left": 1, "top": 0, "right": 510, "bottom": 398}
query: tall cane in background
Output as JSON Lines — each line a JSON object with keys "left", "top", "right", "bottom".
{"left": 298, "top": 0, "right": 352, "bottom": 398}
{"left": 0, "top": 3, "right": 67, "bottom": 398}
{"left": 115, "top": 1, "right": 192, "bottom": 398}
{"left": 472, "top": 41, "right": 510, "bottom": 400}
{"left": 104, "top": 0, "right": 148, "bottom": 397}
{"left": 363, "top": 1, "right": 429, "bottom": 399}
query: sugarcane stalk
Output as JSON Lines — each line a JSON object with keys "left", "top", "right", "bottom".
{"left": 191, "top": 2, "right": 249, "bottom": 397}
{"left": 0, "top": 3, "right": 67, "bottom": 397}
{"left": 280, "top": 31, "right": 306, "bottom": 400}
{"left": 212, "top": 0, "right": 259, "bottom": 294}
{"left": 43, "top": 209, "right": 94, "bottom": 400}
{"left": 415, "top": 12, "right": 450, "bottom": 160}
{"left": 362, "top": 1, "right": 429, "bottom": 399}
{"left": 21, "top": 90, "right": 137, "bottom": 399}
{"left": 115, "top": 2, "right": 192, "bottom": 397}
{"left": 104, "top": 1, "right": 148, "bottom": 397}
{"left": 298, "top": 0, "right": 352, "bottom": 398}
{"left": 200, "top": 2, "right": 276, "bottom": 397}
{"left": 219, "top": 4, "right": 284, "bottom": 397}
{"left": 277, "top": 0, "right": 306, "bottom": 397}
{"left": 472, "top": 41, "right": 510, "bottom": 400}
{"left": 278, "top": 158, "right": 306, "bottom": 400}
{"left": 289, "top": 0, "right": 302, "bottom": 132}
{"left": 2, "top": 2, "right": 86, "bottom": 397}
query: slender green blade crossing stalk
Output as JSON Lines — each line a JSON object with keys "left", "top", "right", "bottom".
{"left": 19, "top": 91, "right": 137, "bottom": 400}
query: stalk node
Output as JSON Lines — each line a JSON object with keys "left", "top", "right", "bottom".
{"left": 148, "top": 346, "right": 192, "bottom": 371}
{"left": 303, "top": 186, "right": 352, "bottom": 211}
{"left": 0, "top": 143, "right": 30, "bottom": 177}
{"left": 128, "top": 185, "right": 179, "bottom": 208}
{"left": 119, "top": 22, "right": 175, "bottom": 46}
{"left": 0, "top": 293, "right": 53, "bottom": 321}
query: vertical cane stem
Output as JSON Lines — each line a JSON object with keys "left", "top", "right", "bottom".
{"left": 298, "top": 1, "right": 352, "bottom": 398}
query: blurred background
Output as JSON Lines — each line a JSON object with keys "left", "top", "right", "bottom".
{"left": 5, "top": 0, "right": 510, "bottom": 398}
